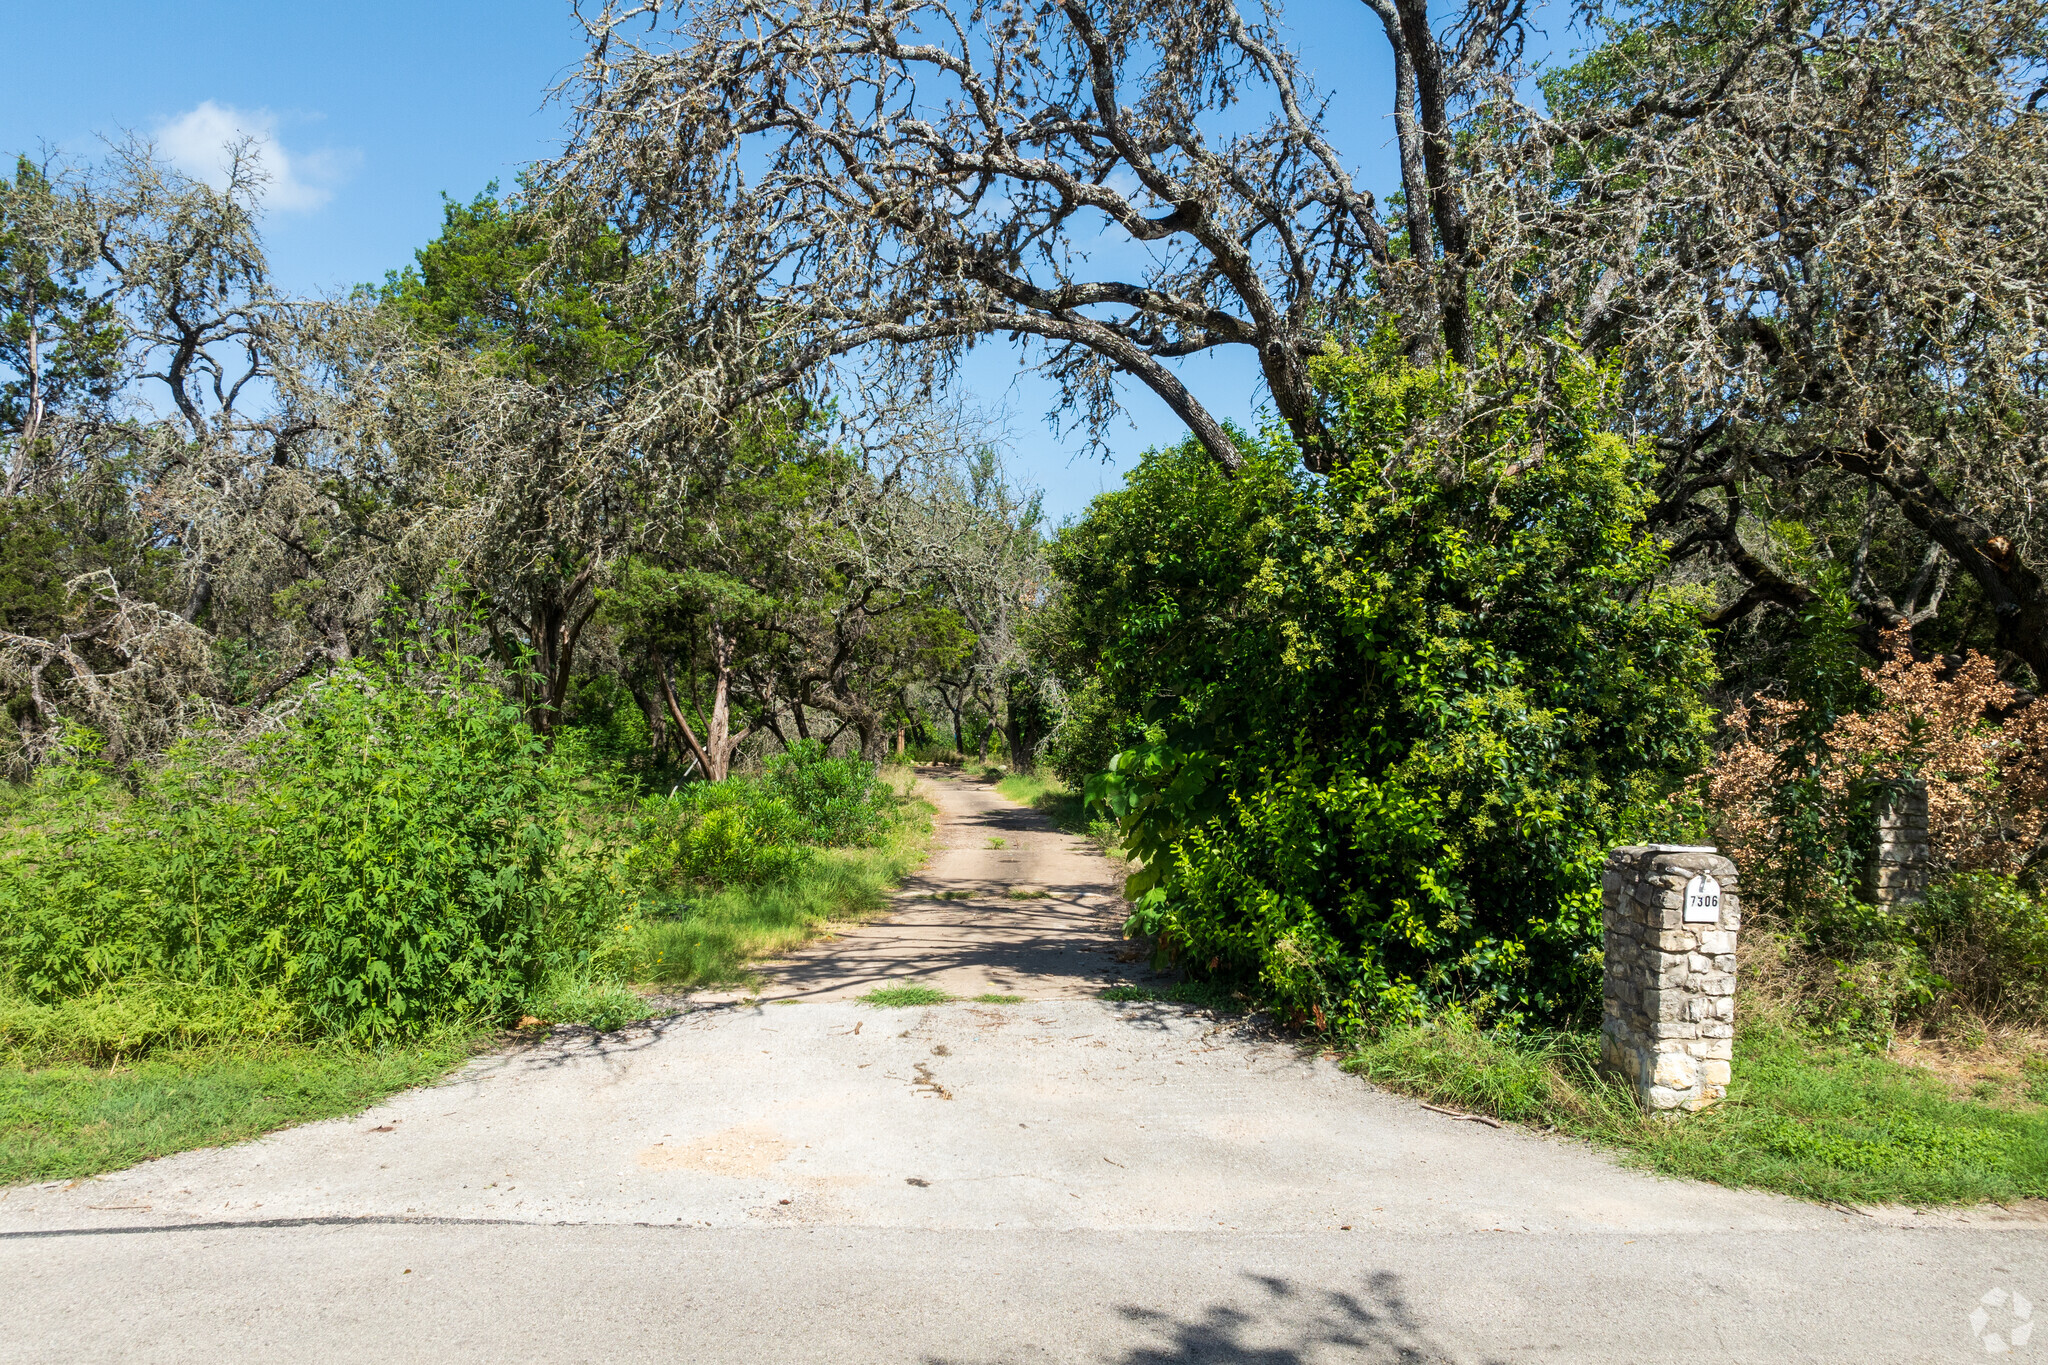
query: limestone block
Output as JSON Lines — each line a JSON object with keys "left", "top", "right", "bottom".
{"left": 1652, "top": 1052, "right": 1696, "bottom": 1089}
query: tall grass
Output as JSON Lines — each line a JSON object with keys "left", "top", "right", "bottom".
{"left": 1349, "top": 1010, "right": 2048, "bottom": 1205}
{"left": 630, "top": 806, "right": 931, "bottom": 989}
{"left": 0, "top": 978, "right": 306, "bottom": 1066}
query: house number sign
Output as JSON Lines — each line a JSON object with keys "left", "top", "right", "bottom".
{"left": 1682, "top": 874, "right": 1722, "bottom": 923}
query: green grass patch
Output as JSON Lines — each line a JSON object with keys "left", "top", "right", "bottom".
{"left": 1100, "top": 982, "right": 1245, "bottom": 1011}
{"left": 1005, "top": 889, "right": 1049, "bottom": 900}
{"left": 1347, "top": 1012, "right": 2048, "bottom": 1206}
{"left": 1, "top": 1031, "right": 486, "bottom": 1185}
{"left": 858, "top": 984, "right": 955, "bottom": 1007}
{"left": 520, "top": 973, "right": 655, "bottom": 1032}
{"left": 973, "top": 993, "right": 1026, "bottom": 1004}
{"left": 630, "top": 803, "right": 933, "bottom": 990}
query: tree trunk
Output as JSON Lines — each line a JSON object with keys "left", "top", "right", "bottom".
{"left": 703, "top": 618, "right": 757, "bottom": 780}
{"left": 657, "top": 653, "right": 715, "bottom": 779}
{"left": 628, "top": 678, "right": 669, "bottom": 761}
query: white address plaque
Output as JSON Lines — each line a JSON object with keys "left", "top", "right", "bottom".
{"left": 1682, "top": 874, "right": 1722, "bottom": 923}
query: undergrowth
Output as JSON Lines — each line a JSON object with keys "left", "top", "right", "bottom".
{"left": 0, "top": 695, "right": 935, "bottom": 1183}
{"left": 628, "top": 786, "right": 932, "bottom": 990}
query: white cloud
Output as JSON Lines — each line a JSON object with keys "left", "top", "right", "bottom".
{"left": 156, "top": 101, "right": 351, "bottom": 212}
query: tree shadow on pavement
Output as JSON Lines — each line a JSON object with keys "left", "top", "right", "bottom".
{"left": 929, "top": 1270, "right": 1501, "bottom": 1365}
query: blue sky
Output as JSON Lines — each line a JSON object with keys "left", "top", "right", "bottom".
{"left": 3, "top": 0, "right": 1450, "bottom": 523}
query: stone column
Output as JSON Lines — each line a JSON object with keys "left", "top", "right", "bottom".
{"left": 1600, "top": 845, "right": 1741, "bottom": 1113}
{"left": 1863, "top": 779, "right": 1931, "bottom": 909}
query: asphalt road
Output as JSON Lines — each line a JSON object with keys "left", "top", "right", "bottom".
{"left": 4, "top": 772, "right": 2044, "bottom": 1362}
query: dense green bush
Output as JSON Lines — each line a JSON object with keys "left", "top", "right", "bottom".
{"left": 0, "top": 654, "right": 632, "bottom": 1042}
{"left": 1055, "top": 343, "right": 1716, "bottom": 1031}
{"left": 763, "top": 740, "right": 893, "bottom": 846}
{"left": 633, "top": 783, "right": 806, "bottom": 890}
{"left": 629, "top": 742, "right": 890, "bottom": 896}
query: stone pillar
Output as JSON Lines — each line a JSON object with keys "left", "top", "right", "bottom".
{"left": 1600, "top": 845, "right": 1740, "bottom": 1113}
{"left": 1863, "top": 779, "right": 1930, "bottom": 908}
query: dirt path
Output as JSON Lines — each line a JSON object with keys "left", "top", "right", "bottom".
{"left": 4, "top": 773, "right": 2045, "bottom": 1363}
{"left": 721, "top": 767, "right": 1175, "bottom": 1001}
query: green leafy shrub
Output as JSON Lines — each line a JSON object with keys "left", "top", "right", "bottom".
{"left": 633, "top": 785, "right": 805, "bottom": 890}
{"left": 1063, "top": 343, "right": 1714, "bottom": 1031}
{"left": 0, "top": 653, "right": 633, "bottom": 1042}
{"left": 763, "top": 740, "right": 893, "bottom": 846}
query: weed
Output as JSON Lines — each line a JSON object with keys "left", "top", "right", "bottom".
{"left": 521, "top": 973, "right": 654, "bottom": 1032}
{"left": 0, "top": 979, "right": 305, "bottom": 1066}
{"left": 987, "top": 837, "right": 1007, "bottom": 849}
{"left": 858, "top": 984, "right": 955, "bottom": 1007}
{"left": 2027, "top": 1056, "right": 2048, "bottom": 1106}
{"left": 973, "top": 993, "right": 1025, "bottom": 1004}
{"left": 1006, "top": 889, "right": 1049, "bottom": 900}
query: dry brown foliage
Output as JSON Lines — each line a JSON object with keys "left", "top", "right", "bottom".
{"left": 1710, "top": 630, "right": 2048, "bottom": 918}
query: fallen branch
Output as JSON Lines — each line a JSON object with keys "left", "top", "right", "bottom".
{"left": 1420, "top": 1102, "right": 1505, "bottom": 1129}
